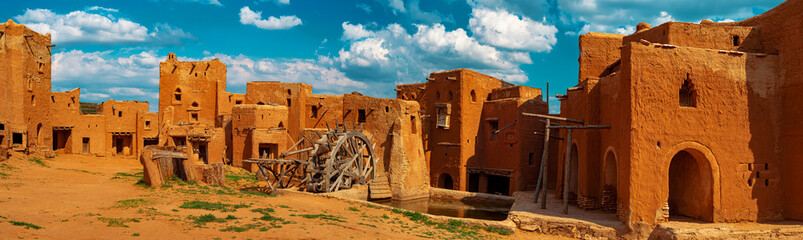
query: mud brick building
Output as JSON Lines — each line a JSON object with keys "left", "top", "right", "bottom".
{"left": 396, "top": 69, "right": 554, "bottom": 196}
{"left": 159, "top": 55, "right": 430, "bottom": 200}
{"left": 0, "top": 19, "right": 157, "bottom": 158}
{"left": 557, "top": 0, "right": 803, "bottom": 227}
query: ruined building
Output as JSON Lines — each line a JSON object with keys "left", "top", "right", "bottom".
{"left": 0, "top": 19, "right": 156, "bottom": 158}
{"left": 396, "top": 69, "right": 554, "bottom": 196}
{"left": 159, "top": 55, "right": 429, "bottom": 200}
{"left": 557, "top": 0, "right": 803, "bottom": 227}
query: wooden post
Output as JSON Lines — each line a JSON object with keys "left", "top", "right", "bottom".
{"left": 533, "top": 119, "right": 550, "bottom": 203}
{"left": 563, "top": 128, "right": 573, "bottom": 214}
{"left": 539, "top": 119, "right": 551, "bottom": 208}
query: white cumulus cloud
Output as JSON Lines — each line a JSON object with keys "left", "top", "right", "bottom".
{"left": 469, "top": 8, "right": 558, "bottom": 52}
{"left": 14, "top": 8, "right": 194, "bottom": 46}
{"left": 239, "top": 6, "right": 302, "bottom": 30}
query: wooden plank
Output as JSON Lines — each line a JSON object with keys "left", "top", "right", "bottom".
{"left": 522, "top": 112, "right": 584, "bottom": 124}
{"left": 563, "top": 129, "right": 573, "bottom": 214}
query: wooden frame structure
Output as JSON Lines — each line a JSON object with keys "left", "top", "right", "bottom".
{"left": 523, "top": 112, "right": 610, "bottom": 214}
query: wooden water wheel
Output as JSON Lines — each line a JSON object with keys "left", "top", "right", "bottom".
{"left": 245, "top": 128, "right": 377, "bottom": 194}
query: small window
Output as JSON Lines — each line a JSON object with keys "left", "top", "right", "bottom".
{"left": 51, "top": 96, "right": 55, "bottom": 103}
{"left": 679, "top": 78, "right": 696, "bottom": 107}
{"left": 12, "top": 133, "right": 23, "bottom": 144}
{"left": 410, "top": 116, "right": 416, "bottom": 134}
{"left": 235, "top": 100, "right": 242, "bottom": 105}
{"left": 287, "top": 89, "right": 292, "bottom": 95}
{"left": 470, "top": 90, "right": 477, "bottom": 103}
{"left": 733, "top": 35, "right": 740, "bottom": 46}
{"left": 311, "top": 106, "right": 318, "bottom": 118}
{"left": 435, "top": 103, "right": 450, "bottom": 129}
{"left": 174, "top": 88, "right": 182, "bottom": 102}
{"left": 31, "top": 95, "right": 36, "bottom": 106}
{"left": 358, "top": 109, "right": 366, "bottom": 123}
{"left": 0, "top": 124, "right": 4, "bottom": 130}
{"left": 257, "top": 102, "right": 265, "bottom": 105}
{"left": 448, "top": 91, "right": 454, "bottom": 101}
{"left": 528, "top": 153, "right": 536, "bottom": 166}
{"left": 286, "top": 98, "right": 292, "bottom": 107}
{"left": 191, "top": 102, "right": 199, "bottom": 108}
{"left": 191, "top": 113, "right": 199, "bottom": 121}
{"left": 118, "top": 111, "right": 122, "bottom": 117}
{"left": 436, "top": 91, "right": 440, "bottom": 100}
{"left": 145, "top": 121, "right": 151, "bottom": 128}
{"left": 489, "top": 120, "right": 499, "bottom": 141}
{"left": 385, "top": 106, "right": 389, "bottom": 112}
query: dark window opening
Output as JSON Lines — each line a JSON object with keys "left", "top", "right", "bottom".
{"left": 12, "top": 133, "right": 23, "bottom": 144}
{"left": 385, "top": 106, "right": 389, "bottom": 112}
{"left": 51, "top": 96, "right": 55, "bottom": 103}
{"left": 145, "top": 121, "right": 151, "bottom": 128}
{"left": 358, "top": 109, "right": 366, "bottom": 123}
{"left": 528, "top": 152, "right": 536, "bottom": 166}
{"left": 195, "top": 142, "right": 208, "bottom": 164}
{"left": 438, "top": 173, "right": 454, "bottom": 190}
{"left": 0, "top": 124, "right": 4, "bottom": 130}
{"left": 765, "top": 179, "right": 769, "bottom": 187}
{"left": 489, "top": 120, "right": 499, "bottom": 141}
{"left": 174, "top": 88, "right": 182, "bottom": 102}
{"left": 257, "top": 102, "right": 265, "bottom": 105}
{"left": 764, "top": 163, "right": 768, "bottom": 170}
{"left": 191, "top": 102, "right": 199, "bottom": 107}
{"left": 258, "top": 143, "right": 279, "bottom": 159}
{"left": 470, "top": 90, "right": 477, "bottom": 103}
{"left": 235, "top": 100, "right": 242, "bottom": 105}
{"left": 436, "top": 91, "right": 440, "bottom": 100}
{"left": 52, "top": 130, "right": 71, "bottom": 151}
{"left": 173, "top": 137, "right": 186, "bottom": 147}
{"left": 733, "top": 35, "right": 740, "bottom": 46}
{"left": 410, "top": 116, "right": 417, "bottom": 134}
{"left": 31, "top": 95, "right": 36, "bottom": 106}
{"left": 468, "top": 173, "right": 480, "bottom": 192}
{"left": 191, "top": 113, "right": 199, "bottom": 122}
{"left": 278, "top": 122, "right": 284, "bottom": 128}
{"left": 286, "top": 89, "right": 292, "bottom": 95}
{"left": 143, "top": 139, "right": 158, "bottom": 147}
{"left": 286, "top": 98, "right": 292, "bottom": 107}
{"left": 756, "top": 171, "right": 760, "bottom": 178}
{"left": 311, "top": 106, "right": 318, "bottom": 118}
{"left": 679, "top": 78, "right": 696, "bottom": 107}
{"left": 82, "top": 137, "right": 90, "bottom": 154}
{"left": 487, "top": 175, "right": 510, "bottom": 195}
{"left": 118, "top": 111, "right": 122, "bottom": 117}
{"left": 448, "top": 91, "right": 453, "bottom": 101}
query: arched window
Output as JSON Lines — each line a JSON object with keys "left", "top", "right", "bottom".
{"left": 191, "top": 102, "right": 199, "bottom": 108}
{"left": 470, "top": 90, "right": 477, "bottom": 103}
{"left": 174, "top": 88, "right": 182, "bottom": 102}
{"left": 679, "top": 77, "right": 696, "bottom": 107}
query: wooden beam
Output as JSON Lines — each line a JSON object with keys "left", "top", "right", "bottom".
{"left": 563, "top": 128, "right": 573, "bottom": 214}
{"left": 534, "top": 132, "right": 563, "bottom": 140}
{"left": 567, "top": 86, "right": 584, "bottom": 91}
{"left": 437, "top": 142, "right": 461, "bottom": 146}
{"left": 534, "top": 119, "right": 550, "bottom": 206}
{"left": 522, "top": 112, "right": 584, "bottom": 124}
{"left": 549, "top": 125, "right": 610, "bottom": 129}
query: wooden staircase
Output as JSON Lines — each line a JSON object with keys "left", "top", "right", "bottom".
{"left": 369, "top": 175, "right": 392, "bottom": 200}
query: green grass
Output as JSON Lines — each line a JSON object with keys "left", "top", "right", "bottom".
{"left": 179, "top": 200, "right": 250, "bottom": 212}
{"left": 225, "top": 215, "right": 237, "bottom": 220}
{"left": 188, "top": 214, "right": 227, "bottom": 225}
{"left": 277, "top": 205, "right": 290, "bottom": 209}
{"left": 299, "top": 214, "right": 345, "bottom": 223}
{"left": 27, "top": 157, "right": 48, "bottom": 167}
{"left": 132, "top": 233, "right": 140, "bottom": 237}
{"left": 113, "top": 198, "right": 149, "bottom": 209}
{"left": 56, "top": 168, "right": 99, "bottom": 175}
{"left": 0, "top": 172, "right": 8, "bottom": 179}
{"left": 97, "top": 217, "right": 140, "bottom": 227}
{"left": 112, "top": 171, "right": 143, "bottom": 180}
{"left": 348, "top": 207, "right": 360, "bottom": 212}
{"left": 389, "top": 209, "right": 513, "bottom": 239}
{"left": 9, "top": 221, "right": 42, "bottom": 230}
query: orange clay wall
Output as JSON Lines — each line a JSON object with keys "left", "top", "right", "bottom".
{"left": 476, "top": 86, "right": 548, "bottom": 194}
{"left": 158, "top": 54, "right": 226, "bottom": 126}
{"left": 304, "top": 95, "right": 344, "bottom": 129}
{"left": 0, "top": 20, "right": 53, "bottom": 151}
{"left": 49, "top": 89, "right": 107, "bottom": 155}
{"left": 623, "top": 23, "right": 761, "bottom": 53}
{"left": 102, "top": 100, "right": 150, "bottom": 157}
{"left": 231, "top": 105, "right": 290, "bottom": 168}
{"left": 625, "top": 42, "right": 782, "bottom": 224}
{"left": 245, "top": 82, "right": 311, "bottom": 141}
{"left": 578, "top": 33, "right": 623, "bottom": 82}
{"left": 341, "top": 94, "right": 429, "bottom": 199}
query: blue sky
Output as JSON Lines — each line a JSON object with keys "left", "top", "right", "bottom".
{"left": 2, "top": 0, "right": 783, "bottom": 113}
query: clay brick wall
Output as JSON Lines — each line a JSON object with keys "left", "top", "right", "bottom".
{"left": 245, "top": 82, "right": 311, "bottom": 142}
{"left": 159, "top": 54, "right": 226, "bottom": 126}
{"left": 579, "top": 33, "right": 624, "bottom": 83}
{"left": 231, "top": 105, "right": 290, "bottom": 168}
{"left": 305, "top": 95, "right": 344, "bottom": 129}
{"left": 0, "top": 20, "right": 53, "bottom": 152}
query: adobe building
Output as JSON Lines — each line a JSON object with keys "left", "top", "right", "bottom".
{"left": 396, "top": 69, "right": 554, "bottom": 196}
{"left": 0, "top": 19, "right": 157, "bottom": 158}
{"left": 556, "top": 0, "right": 803, "bottom": 228}
{"left": 0, "top": 19, "right": 53, "bottom": 154}
{"left": 159, "top": 55, "right": 429, "bottom": 199}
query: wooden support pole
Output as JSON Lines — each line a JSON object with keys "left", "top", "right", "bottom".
{"left": 536, "top": 119, "right": 551, "bottom": 207}
{"left": 563, "top": 128, "right": 573, "bottom": 214}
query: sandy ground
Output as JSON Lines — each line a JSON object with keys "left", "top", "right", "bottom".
{"left": 0, "top": 153, "right": 565, "bottom": 240}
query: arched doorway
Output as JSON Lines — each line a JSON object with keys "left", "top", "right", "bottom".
{"left": 438, "top": 173, "right": 454, "bottom": 190}
{"left": 568, "top": 144, "right": 579, "bottom": 203}
{"left": 668, "top": 150, "right": 713, "bottom": 222}
{"left": 603, "top": 150, "right": 617, "bottom": 213}
{"left": 36, "top": 123, "right": 43, "bottom": 146}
